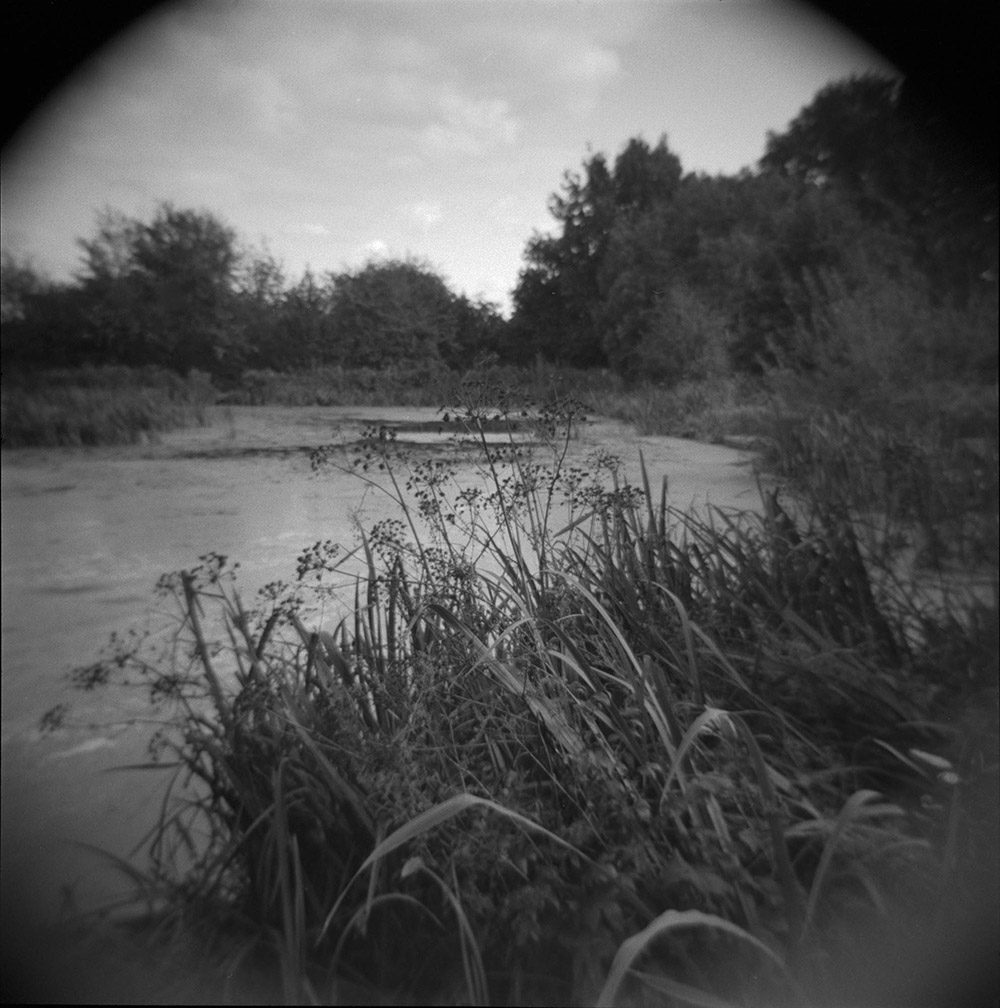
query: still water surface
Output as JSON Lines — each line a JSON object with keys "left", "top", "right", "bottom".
{"left": 1, "top": 405, "right": 760, "bottom": 925}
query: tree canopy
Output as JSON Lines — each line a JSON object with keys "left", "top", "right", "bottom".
{"left": 2, "top": 74, "right": 994, "bottom": 387}
{"left": 507, "top": 73, "right": 995, "bottom": 383}
{"left": 1, "top": 206, "right": 507, "bottom": 379}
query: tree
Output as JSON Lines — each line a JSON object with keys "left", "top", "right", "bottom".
{"left": 760, "top": 72, "right": 998, "bottom": 299}
{"left": 233, "top": 245, "right": 287, "bottom": 369}
{"left": 326, "top": 258, "right": 460, "bottom": 369}
{"left": 1, "top": 250, "right": 46, "bottom": 326}
{"left": 760, "top": 74, "right": 905, "bottom": 206}
{"left": 596, "top": 172, "right": 771, "bottom": 379}
{"left": 268, "top": 268, "right": 337, "bottom": 369}
{"left": 75, "top": 203, "right": 245, "bottom": 374}
{"left": 510, "top": 153, "right": 615, "bottom": 366}
{"left": 611, "top": 136, "right": 683, "bottom": 218}
{"left": 448, "top": 294, "right": 507, "bottom": 370}
{"left": 1, "top": 251, "right": 86, "bottom": 369}
{"left": 510, "top": 136, "right": 683, "bottom": 368}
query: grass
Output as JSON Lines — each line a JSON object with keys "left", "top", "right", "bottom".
{"left": 759, "top": 377, "right": 999, "bottom": 580}
{"left": 227, "top": 364, "right": 773, "bottom": 448}
{"left": 40, "top": 379, "right": 998, "bottom": 1005}
{"left": 0, "top": 365, "right": 217, "bottom": 448}
{"left": 225, "top": 361, "right": 628, "bottom": 409}
{"left": 583, "top": 375, "right": 772, "bottom": 443}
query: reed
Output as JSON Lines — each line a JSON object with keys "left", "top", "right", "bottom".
{"left": 583, "top": 375, "right": 771, "bottom": 442}
{"left": 226, "top": 361, "right": 626, "bottom": 409}
{"left": 0, "top": 366, "right": 216, "bottom": 448}
{"left": 46, "top": 383, "right": 997, "bottom": 1005}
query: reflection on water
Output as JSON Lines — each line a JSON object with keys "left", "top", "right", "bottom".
{"left": 1, "top": 405, "right": 758, "bottom": 924}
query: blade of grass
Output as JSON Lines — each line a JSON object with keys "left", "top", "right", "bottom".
{"left": 596, "top": 908, "right": 794, "bottom": 1008}
{"left": 319, "top": 793, "right": 589, "bottom": 941}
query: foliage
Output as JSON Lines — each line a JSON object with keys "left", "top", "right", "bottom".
{"left": 507, "top": 71, "right": 995, "bottom": 384}
{"left": 45, "top": 387, "right": 997, "bottom": 1005}
{"left": 321, "top": 256, "right": 463, "bottom": 369}
{"left": 509, "top": 136, "right": 682, "bottom": 367}
{"left": 4, "top": 71, "right": 994, "bottom": 391}
{"left": 1, "top": 218, "right": 508, "bottom": 381}
{"left": 585, "top": 375, "right": 771, "bottom": 443}
{"left": 224, "top": 360, "right": 627, "bottom": 410}
{"left": 759, "top": 72, "right": 998, "bottom": 298}
{"left": 759, "top": 73, "right": 907, "bottom": 209}
{"left": 75, "top": 203, "right": 245, "bottom": 375}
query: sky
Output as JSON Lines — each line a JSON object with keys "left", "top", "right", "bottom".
{"left": 1, "top": 0, "right": 897, "bottom": 313}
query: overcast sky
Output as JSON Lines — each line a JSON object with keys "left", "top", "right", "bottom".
{"left": 1, "top": 0, "right": 896, "bottom": 312}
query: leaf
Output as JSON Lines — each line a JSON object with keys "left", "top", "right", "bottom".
{"left": 401, "top": 856, "right": 425, "bottom": 880}
{"left": 319, "top": 793, "right": 589, "bottom": 942}
{"left": 596, "top": 909, "right": 791, "bottom": 1008}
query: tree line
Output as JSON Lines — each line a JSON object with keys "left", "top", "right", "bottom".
{"left": 2, "top": 73, "right": 996, "bottom": 386}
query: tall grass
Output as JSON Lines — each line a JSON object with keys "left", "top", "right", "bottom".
{"left": 1, "top": 365, "right": 216, "bottom": 448}
{"left": 230, "top": 364, "right": 775, "bottom": 449}
{"left": 45, "top": 383, "right": 997, "bottom": 1005}
{"left": 583, "top": 375, "right": 772, "bottom": 442}
{"left": 227, "top": 360, "right": 627, "bottom": 409}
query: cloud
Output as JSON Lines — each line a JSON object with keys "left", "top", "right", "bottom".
{"left": 420, "top": 87, "right": 519, "bottom": 156}
{"left": 468, "top": 24, "right": 621, "bottom": 119}
{"left": 216, "top": 63, "right": 299, "bottom": 135}
{"left": 406, "top": 201, "right": 443, "bottom": 227}
{"left": 526, "top": 32, "right": 621, "bottom": 85}
{"left": 285, "top": 223, "right": 330, "bottom": 237}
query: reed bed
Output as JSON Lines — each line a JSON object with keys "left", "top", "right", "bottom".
{"left": 227, "top": 362, "right": 627, "bottom": 410}
{"left": 45, "top": 383, "right": 997, "bottom": 1005}
{"left": 1, "top": 366, "right": 216, "bottom": 448}
{"left": 761, "top": 391, "right": 999, "bottom": 579}
{"left": 583, "top": 376, "right": 772, "bottom": 443}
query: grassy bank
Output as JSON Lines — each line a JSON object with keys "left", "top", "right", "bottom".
{"left": 586, "top": 369, "right": 998, "bottom": 581}
{"left": 223, "top": 364, "right": 768, "bottom": 445}
{"left": 0, "top": 366, "right": 217, "bottom": 448}
{"left": 41, "top": 384, "right": 998, "bottom": 1005}
{"left": 223, "top": 361, "right": 628, "bottom": 409}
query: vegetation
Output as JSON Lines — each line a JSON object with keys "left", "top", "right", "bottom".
{"left": 0, "top": 365, "right": 215, "bottom": 447}
{"left": 223, "top": 360, "right": 622, "bottom": 410}
{"left": 42, "top": 386, "right": 997, "bottom": 1005}
{"left": 7, "top": 69, "right": 998, "bottom": 1002}
{"left": 3, "top": 73, "right": 994, "bottom": 390}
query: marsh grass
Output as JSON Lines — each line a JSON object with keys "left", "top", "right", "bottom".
{"left": 42, "top": 381, "right": 997, "bottom": 1005}
{"left": 0, "top": 365, "right": 216, "bottom": 447}
{"left": 584, "top": 376, "right": 771, "bottom": 443}
{"left": 227, "top": 361, "right": 626, "bottom": 410}
{"left": 760, "top": 382, "right": 999, "bottom": 580}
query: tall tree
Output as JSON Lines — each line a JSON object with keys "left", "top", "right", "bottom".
{"left": 612, "top": 136, "right": 683, "bottom": 218}
{"left": 510, "top": 136, "right": 683, "bottom": 367}
{"left": 759, "top": 73, "right": 905, "bottom": 208}
{"left": 75, "top": 203, "right": 244, "bottom": 373}
{"left": 760, "top": 72, "right": 998, "bottom": 299}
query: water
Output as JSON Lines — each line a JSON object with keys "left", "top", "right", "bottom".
{"left": 1, "top": 405, "right": 760, "bottom": 926}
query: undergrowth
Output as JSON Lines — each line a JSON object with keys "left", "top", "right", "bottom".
{"left": 42, "top": 381, "right": 998, "bottom": 1006}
